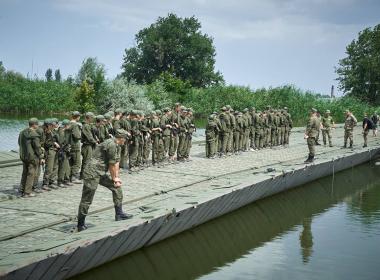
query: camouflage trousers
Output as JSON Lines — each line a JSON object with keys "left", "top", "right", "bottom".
{"left": 233, "top": 131, "right": 240, "bottom": 152}
{"left": 69, "top": 149, "right": 81, "bottom": 179}
{"left": 255, "top": 128, "right": 264, "bottom": 149}
{"left": 250, "top": 128, "right": 256, "bottom": 148}
{"left": 78, "top": 174, "right": 123, "bottom": 218}
{"left": 129, "top": 138, "right": 139, "bottom": 168}
{"left": 43, "top": 149, "right": 58, "bottom": 185}
{"left": 322, "top": 128, "right": 332, "bottom": 146}
{"left": 219, "top": 132, "right": 229, "bottom": 154}
{"left": 206, "top": 137, "right": 217, "bottom": 158}
{"left": 58, "top": 153, "right": 70, "bottom": 183}
{"left": 307, "top": 137, "right": 316, "bottom": 157}
{"left": 363, "top": 129, "right": 369, "bottom": 146}
{"left": 344, "top": 129, "right": 354, "bottom": 147}
{"left": 119, "top": 143, "right": 129, "bottom": 169}
{"left": 169, "top": 134, "right": 178, "bottom": 157}
{"left": 20, "top": 159, "right": 39, "bottom": 194}
{"left": 163, "top": 135, "right": 171, "bottom": 157}
{"left": 152, "top": 135, "right": 163, "bottom": 164}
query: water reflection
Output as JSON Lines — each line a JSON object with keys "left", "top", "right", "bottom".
{"left": 73, "top": 163, "right": 380, "bottom": 280}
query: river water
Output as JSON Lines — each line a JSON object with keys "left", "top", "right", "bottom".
{"left": 2, "top": 116, "right": 380, "bottom": 280}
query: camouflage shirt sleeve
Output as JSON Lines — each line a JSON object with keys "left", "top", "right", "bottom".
{"left": 106, "top": 141, "right": 119, "bottom": 165}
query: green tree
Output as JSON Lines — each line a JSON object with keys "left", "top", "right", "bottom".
{"left": 77, "top": 57, "right": 107, "bottom": 107}
{"left": 55, "top": 69, "right": 61, "bottom": 82}
{"left": 336, "top": 24, "right": 380, "bottom": 104}
{"left": 101, "top": 78, "right": 154, "bottom": 113}
{"left": 121, "top": 13, "right": 224, "bottom": 87}
{"left": 45, "top": 68, "right": 53, "bottom": 81}
{"left": 0, "top": 61, "right": 5, "bottom": 78}
{"left": 74, "top": 79, "right": 96, "bottom": 113}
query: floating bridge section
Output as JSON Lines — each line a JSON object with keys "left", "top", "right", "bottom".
{"left": 0, "top": 126, "right": 379, "bottom": 279}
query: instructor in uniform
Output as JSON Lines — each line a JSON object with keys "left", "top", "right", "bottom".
{"left": 304, "top": 108, "right": 320, "bottom": 163}
{"left": 77, "top": 129, "right": 133, "bottom": 232}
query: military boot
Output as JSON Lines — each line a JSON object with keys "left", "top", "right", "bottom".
{"left": 115, "top": 205, "right": 133, "bottom": 221}
{"left": 77, "top": 214, "right": 87, "bottom": 232}
{"left": 304, "top": 155, "right": 313, "bottom": 163}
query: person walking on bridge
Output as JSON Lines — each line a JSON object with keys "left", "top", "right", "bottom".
{"left": 77, "top": 129, "right": 133, "bottom": 232}
{"left": 304, "top": 108, "right": 320, "bottom": 163}
{"left": 343, "top": 110, "right": 357, "bottom": 149}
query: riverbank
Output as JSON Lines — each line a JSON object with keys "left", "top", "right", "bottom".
{"left": 1, "top": 126, "right": 379, "bottom": 279}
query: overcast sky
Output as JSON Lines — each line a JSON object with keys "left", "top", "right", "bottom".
{"left": 1, "top": 0, "right": 379, "bottom": 94}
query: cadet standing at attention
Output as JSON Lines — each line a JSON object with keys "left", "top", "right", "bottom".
{"left": 42, "top": 119, "right": 59, "bottom": 190}
{"left": 57, "top": 119, "right": 72, "bottom": 188}
{"left": 69, "top": 111, "right": 82, "bottom": 183}
{"left": 77, "top": 129, "right": 133, "bottom": 232}
{"left": 343, "top": 109, "right": 357, "bottom": 148}
{"left": 18, "top": 118, "right": 45, "bottom": 197}
{"left": 205, "top": 114, "right": 219, "bottom": 158}
{"left": 304, "top": 108, "right": 320, "bottom": 163}
{"left": 321, "top": 110, "right": 335, "bottom": 147}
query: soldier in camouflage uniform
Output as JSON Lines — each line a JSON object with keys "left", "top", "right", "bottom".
{"left": 33, "top": 123, "right": 45, "bottom": 190}
{"left": 321, "top": 110, "right": 335, "bottom": 147}
{"left": 129, "top": 111, "right": 141, "bottom": 171}
{"left": 343, "top": 109, "right": 357, "bottom": 148}
{"left": 161, "top": 108, "right": 173, "bottom": 159}
{"left": 243, "top": 108, "right": 251, "bottom": 151}
{"left": 218, "top": 107, "right": 229, "bottom": 156}
{"left": 283, "top": 107, "right": 292, "bottom": 145}
{"left": 250, "top": 107, "right": 258, "bottom": 150}
{"left": 225, "top": 105, "right": 234, "bottom": 155}
{"left": 304, "top": 108, "right": 320, "bottom": 163}
{"left": 42, "top": 119, "right": 59, "bottom": 190}
{"left": 69, "top": 111, "right": 82, "bottom": 183}
{"left": 150, "top": 111, "right": 163, "bottom": 165}
{"left": 205, "top": 114, "right": 219, "bottom": 158}
{"left": 279, "top": 110, "right": 287, "bottom": 145}
{"left": 177, "top": 108, "right": 190, "bottom": 161}
{"left": 57, "top": 119, "right": 72, "bottom": 188}
{"left": 255, "top": 111, "right": 264, "bottom": 149}
{"left": 104, "top": 113, "right": 114, "bottom": 138}
{"left": 18, "top": 118, "right": 45, "bottom": 197}
{"left": 233, "top": 111, "right": 242, "bottom": 153}
{"left": 184, "top": 109, "right": 196, "bottom": 160}
{"left": 80, "top": 112, "right": 97, "bottom": 179}
{"left": 169, "top": 103, "right": 181, "bottom": 160}
{"left": 362, "top": 113, "right": 372, "bottom": 148}
{"left": 77, "top": 129, "right": 133, "bottom": 232}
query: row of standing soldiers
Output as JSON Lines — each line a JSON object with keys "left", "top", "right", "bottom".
{"left": 18, "top": 103, "right": 196, "bottom": 197}
{"left": 205, "top": 105, "right": 293, "bottom": 158}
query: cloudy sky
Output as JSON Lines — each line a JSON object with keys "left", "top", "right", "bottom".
{"left": 1, "top": 0, "right": 379, "bottom": 94}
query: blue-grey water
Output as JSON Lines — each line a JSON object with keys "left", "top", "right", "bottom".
{"left": 72, "top": 162, "right": 380, "bottom": 280}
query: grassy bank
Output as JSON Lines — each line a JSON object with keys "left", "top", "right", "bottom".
{"left": 1, "top": 73, "right": 378, "bottom": 126}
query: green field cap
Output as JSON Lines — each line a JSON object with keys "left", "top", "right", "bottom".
{"left": 29, "top": 118, "right": 39, "bottom": 125}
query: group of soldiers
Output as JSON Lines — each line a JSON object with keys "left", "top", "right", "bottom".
{"left": 205, "top": 105, "right": 293, "bottom": 158}
{"left": 18, "top": 103, "right": 196, "bottom": 198}
{"left": 304, "top": 109, "right": 379, "bottom": 163}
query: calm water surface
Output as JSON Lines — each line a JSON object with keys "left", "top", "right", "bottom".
{"left": 73, "top": 163, "right": 380, "bottom": 280}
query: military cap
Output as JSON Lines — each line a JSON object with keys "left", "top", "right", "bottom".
{"left": 311, "top": 108, "right": 317, "bottom": 113}
{"left": 85, "top": 112, "right": 95, "bottom": 118}
{"left": 345, "top": 109, "right": 350, "bottom": 113}
{"left": 51, "top": 118, "right": 59, "bottom": 124}
{"left": 213, "top": 111, "right": 218, "bottom": 115}
{"left": 71, "top": 111, "right": 81, "bottom": 117}
{"left": 115, "top": 108, "right": 124, "bottom": 114}
{"left": 104, "top": 113, "right": 113, "bottom": 120}
{"left": 107, "top": 111, "right": 115, "bottom": 116}
{"left": 283, "top": 107, "right": 288, "bottom": 110}
{"left": 156, "top": 110, "right": 162, "bottom": 115}
{"left": 238, "top": 112, "right": 243, "bottom": 116}
{"left": 61, "top": 119, "right": 70, "bottom": 125}
{"left": 243, "top": 108, "right": 249, "bottom": 112}
{"left": 96, "top": 115, "right": 105, "bottom": 120}
{"left": 234, "top": 111, "right": 239, "bottom": 115}
{"left": 226, "top": 105, "right": 231, "bottom": 110}
{"left": 115, "top": 129, "right": 129, "bottom": 138}
{"left": 257, "top": 110, "right": 262, "bottom": 114}
{"left": 163, "top": 108, "right": 169, "bottom": 113}
{"left": 28, "top": 117, "right": 39, "bottom": 126}
{"left": 188, "top": 107, "right": 193, "bottom": 112}
{"left": 175, "top": 102, "right": 181, "bottom": 106}
{"left": 180, "top": 106, "right": 186, "bottom": 110}
{"left": 230, "top": 109, "right": 235, "bottom": 113}
{"left": 266, "top": 105, "right": 271, "bottom": 109}
{"left": 182, "top": 108, "right": 188, "bottom": 113}
{"left": 221, "top": 106, "right": 227, "bottom": 111}
{"left": 325, "top": 110, "right": 331, "bottom": 114}
{"left": 208, "top": 115, "right": 215, "bottom": 120}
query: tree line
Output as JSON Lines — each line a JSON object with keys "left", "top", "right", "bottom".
{"left": 0, "top": 14, "right": 379, "bottom": 124}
